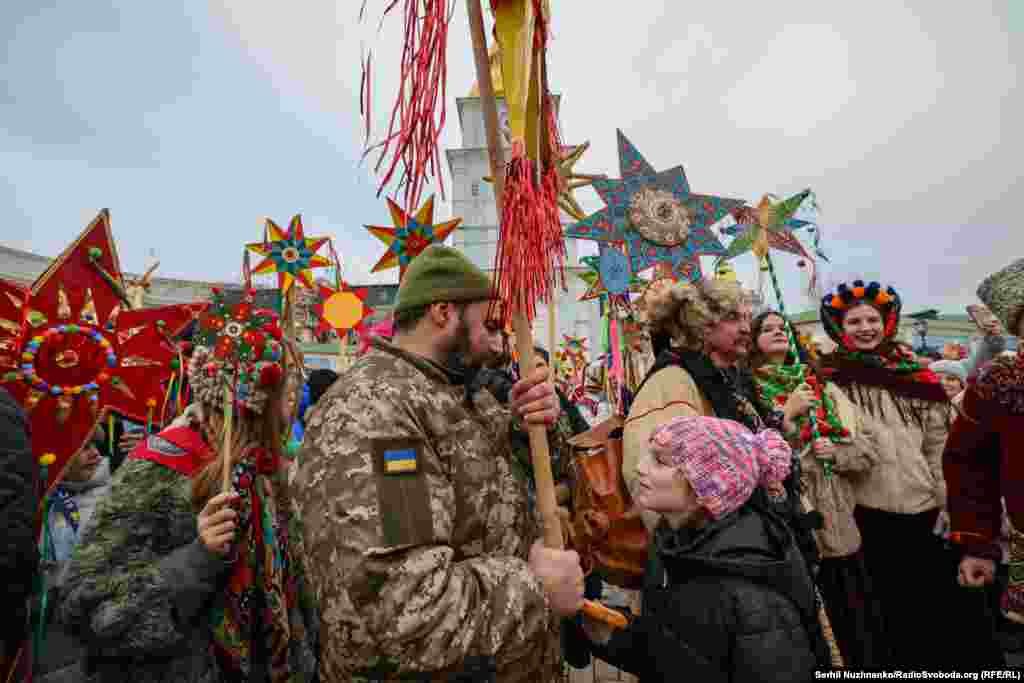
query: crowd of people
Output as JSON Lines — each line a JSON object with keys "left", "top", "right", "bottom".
{"left": 3, "top": 244, "right": 1024, "bottom": 681}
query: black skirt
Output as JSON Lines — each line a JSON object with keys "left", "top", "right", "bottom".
{"left": 817, "top": 550, "right": 884, "bottom": 669}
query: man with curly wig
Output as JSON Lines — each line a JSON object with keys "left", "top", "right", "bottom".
{"left": 623, "top": 277, "right": 826, "bottom": 609}
{"left": 623, "top": 278, "right": 760, "bottom": 503}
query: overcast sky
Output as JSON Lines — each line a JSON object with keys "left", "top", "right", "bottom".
{"left": 1, "top": 1, "right": 1020, "bottom": 314}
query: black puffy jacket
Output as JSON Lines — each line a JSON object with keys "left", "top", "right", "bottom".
{"left": 593, "top": 500, "right": 830, "bottom": 682}
{"left": 0, "top": 388, "right": 36, "bottom": 657}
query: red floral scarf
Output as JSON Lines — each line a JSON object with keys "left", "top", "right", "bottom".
{"left": 822, "top": 344, "right": 948, "bottom": 404}
{"left": 209, "top": 446, "right": 317, "bottom": 681}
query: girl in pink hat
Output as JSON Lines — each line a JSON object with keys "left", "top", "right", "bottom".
{"left": 581, "top": 415, "right": 830, "bottom": 682}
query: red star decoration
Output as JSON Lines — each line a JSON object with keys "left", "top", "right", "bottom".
{"left": 313, "top": 283, "right": 372, "bottom": 336}
{"left": 0, "top": 210, "right": 207, "bottom": 490}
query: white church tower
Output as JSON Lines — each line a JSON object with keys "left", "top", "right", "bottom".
{"left": 445, "top": 72, "right": 602, "bottom": 360}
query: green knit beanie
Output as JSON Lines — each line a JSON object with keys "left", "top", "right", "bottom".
{"left": 394, "top": 245, "right": 495, "bottom": 314}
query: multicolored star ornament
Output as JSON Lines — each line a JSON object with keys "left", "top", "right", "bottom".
{"left": 313, "top": 283, "right": 372, "bottom": 336}
{"left": 364, "top": 195, "right": 462, "bottom": 278}
{"left": 561, "top": 334, "right": 589, "bottom": 367}
{"left": 246, "top": 215, "right": 332, "bottom": 294}
{"left": 565, "top": 130, "right": 743, "bottom": 281}
{"left": 720, "top": 189, "right": 816, "bottom": 262}
{"left": 193, "top": 287, "right": 285, "bottom": 412}
{"left": 578, "top": 250, "right": 647, "bottom": 302}
{"left": 0, "top": 210, "right": 206, "bottom": 490}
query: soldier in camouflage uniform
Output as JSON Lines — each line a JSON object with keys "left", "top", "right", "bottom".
{"left": 295, "top": 246, "right": 584, "bottom": 682}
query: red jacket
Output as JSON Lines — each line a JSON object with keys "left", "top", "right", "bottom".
{"left": 943, "top": 353, "right": 1024, "bottom": 561}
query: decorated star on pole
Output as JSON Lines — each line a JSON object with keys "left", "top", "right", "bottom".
{"left": 561, "top": 334, "right": 589, "bottom": 370}
{"left": 719, "top": 189, "right": 819, "bottom": 263}
{"left": 365, "top": 195, "right": 462, "bottom": 278}
{"left": 246, "top": 215, "right": 332, "bottom": 295}
{"left": 718, "top": 189, "right": 825, "bottom": 298}
{"left": 565, "top": 130, "right": 743, "bottom": 281}
{"left": 313, "top": 283, "right": 372, "bottom": 337}
{"left": 1, "top": 210, "right": 206, "bottom": 490}
{"left": 577, "top": 246, "right": 646, "bottom": 302}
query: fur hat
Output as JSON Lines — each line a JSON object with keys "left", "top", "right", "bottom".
{"left": 190, "top": 288, "right": 285, "bottom": 415}
{"left": 820, "top": 280, "right": 902, "bottom": 347}
{"left": 648, "top": 416, "right": 792, "bottom": 519}
{"left": 977, "top": 258, "right": 1024, "bottom": 336}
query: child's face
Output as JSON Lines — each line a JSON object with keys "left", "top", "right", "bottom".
{"left": 940, "top": 374, "right": 964, "bottom": 399}
{"left": 64, "top": 442, "right": 103, "bottom": 483}
{"left": 635, "top": 451, "right": 702, "bottom": 521}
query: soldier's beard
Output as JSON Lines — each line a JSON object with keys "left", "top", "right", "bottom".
{"left": 446, "top": 317, "right": 487, "bottom": 373}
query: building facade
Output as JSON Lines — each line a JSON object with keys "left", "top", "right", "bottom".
{"left": 445, "top": 94, "right": 604, "bottom": 360}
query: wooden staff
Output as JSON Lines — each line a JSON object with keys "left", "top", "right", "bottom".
{"left": 467, "top": 0, "right": 625, "bottom": 630}
{"left": 548, "top": 297, "right": 557, "bottom": 376}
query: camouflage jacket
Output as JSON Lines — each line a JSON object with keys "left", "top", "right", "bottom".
{"left": 295, "top": 339, "right": 560, "bottom": 682}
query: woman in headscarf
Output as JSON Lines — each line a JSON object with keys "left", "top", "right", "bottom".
{"left": 818, "top": 280, "right": 998, "bottom": 667}
{"left": 748, "top": 310, "right": 882, "bottom": 668}
{"left": 59, "top": 292, "right": 318, "bottom": 682}
{"left": 581, "top": 416, "right": 830, "bottom": 681}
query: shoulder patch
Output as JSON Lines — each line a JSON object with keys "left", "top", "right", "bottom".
{"left": 371, "top": 439, "right": 434, "bottom": 548}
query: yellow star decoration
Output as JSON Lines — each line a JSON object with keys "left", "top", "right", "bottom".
{"left": 484, "top": 142, "right": 602, "bottom": 222}
{"left": 554, "top": 141, "right": 604, "bottom": 222}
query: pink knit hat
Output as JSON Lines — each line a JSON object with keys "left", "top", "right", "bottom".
{"left": 648, "top": 416, "right": 792, "bottom": 519}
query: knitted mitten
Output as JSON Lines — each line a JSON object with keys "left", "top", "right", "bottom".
{"left": 1003, "top": 526, "right": 1024, "bottom": 624}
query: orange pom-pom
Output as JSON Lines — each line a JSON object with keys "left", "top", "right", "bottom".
{"left": 852, "top": 287, "right": 865, "bottom": 298}
{"left": 875, "top": 292, "right": 891, "bottom": 305}
{"left": 830, "top": 296, "right": 844, "bottom": 309}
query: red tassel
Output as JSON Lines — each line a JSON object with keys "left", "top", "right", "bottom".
{"left": 362, "top": 0, "right": 453, "bottom": 212}
{"left": 492, "top": 142, "right": 566, "bottom": 328}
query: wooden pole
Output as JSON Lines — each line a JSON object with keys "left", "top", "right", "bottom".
{"left": 467, "top": 0, "right": 560, "bottom": 550}
{"left": 467, "top": 0, "right": 625, "bottom": 629}
{"left": 548, "top": 296, "right": 557, "bottom": 377}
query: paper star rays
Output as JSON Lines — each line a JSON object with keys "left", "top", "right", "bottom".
{"left": 565, "top": 130, "right": 743, "bottom": 281}
{"left": 365, "top": 195, "right": 462, "bottom": 278}
{"left": 720, "top": 190, "right": 815, "bottom": 260}
{"left": 246, "top": 215, "right": 332, "bottom": 294}
{"left": 717, "top": 189, "right": 824, "bottom": 297}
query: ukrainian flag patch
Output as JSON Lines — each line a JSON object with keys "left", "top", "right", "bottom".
{"left": 383, "top": 448, "right": 418, "bottom": 474}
